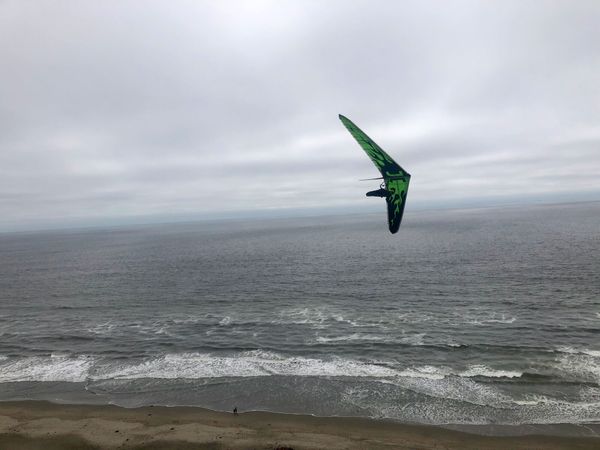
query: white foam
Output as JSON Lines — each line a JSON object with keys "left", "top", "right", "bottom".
{"left": 511, "top": 394, "right": 591, "bottom": 407}
{"left": 558, "top": 346, "right": 600, "bottom": 358}
{"left": 171, "top": 315, "right": 209, "bottom": 325}
{"left": 396, "top": 312, "right": 434, "bottom": 323}
{"left": 0, "top": 355, "right": 93, "bottom": 382}
{"left": 90, "top": 351, "right": 399, "bottom": 380}
{"left": 316, "top": 332, "right": 424, "bottom": 345}
{"left": 460, "top": 365, "right": 522, "bottom": 379}
{"left": 384, "top": 372, "right": 511, "bottom": 406}
{"left": 130, "top": 322, "right": 174, "bottom": 336}
{"left": 391, "top": 364, "right": 522, "bottom": 381}
{"left": 275, "top": 307, "right": 364, "bottom": 327}
{"left": 579, "top": 386, "right": 600, "bottom": 403}
{"left": 219, "top": 316, "right": 232, "bottom": 326}
{"left": 332, "top": 314, "right": 361, "bottom": 327}
{"left": 557, "top": 351, "right": 600, "bottom": 383}
{"left": 87, "top": 320, "right": 178, "bottom": 337}
{"left": 396, "top": 365, "right": 448, "bottom": 380}
{"left": 86, "top": 321, "right": 116, "bottom": 335}
{"left": 466, "top": 314, "right": 516, "bottom": 325}
{"left": 513, "top": 399, "right": 543, "bottom": 406}
{"left": 0, "top": 352, "right": 527, "bottom": 389}
{"left": 277, "top": 307, "right": 325, "bottom": 325}
{"left": 316, "top": 333, "right": 385, "bottom": 343}
{"left": 511, "top": 394, "right": 572, "bottom": 407}
{"left": 399, "top": 333, "right": 426, "bottom": 346}
{"left": 509, "top": 393, "right": 600, "bottom": 424}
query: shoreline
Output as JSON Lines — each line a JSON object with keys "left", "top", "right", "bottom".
{"left": 1, "top": 400, "right": 599, "bottom": 449}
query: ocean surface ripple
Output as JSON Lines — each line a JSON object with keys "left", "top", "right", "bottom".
{"left": 1, "top": 202, "right": 599, "bottom": 425}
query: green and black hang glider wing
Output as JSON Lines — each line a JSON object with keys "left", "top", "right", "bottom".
{"left": 339, "top": 114, "right": 410, "bottom": 234}
{"left": 339, "top": 114, "right": 410, "bottom": 179}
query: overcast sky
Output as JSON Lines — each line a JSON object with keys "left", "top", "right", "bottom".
{"left": 1, "top": 0, "right": 599, "bottom": 231}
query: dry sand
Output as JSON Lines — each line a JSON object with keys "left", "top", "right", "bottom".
{"left": 0, "top": 401, "right": 598, "bottom": 449}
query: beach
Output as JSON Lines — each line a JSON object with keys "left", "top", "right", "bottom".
{"left": 1, "top": 401, "right": 599, "bottom": 449}
{"left": 1, "top": 205, "right": 599, "bottom": 445}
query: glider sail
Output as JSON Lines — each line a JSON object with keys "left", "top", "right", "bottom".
{"left": 339, "top": 114, "right": 410, "bottom": 233}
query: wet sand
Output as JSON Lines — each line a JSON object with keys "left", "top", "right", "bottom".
{"left": 0, "top": 401, "right": 598, "bottom": 449}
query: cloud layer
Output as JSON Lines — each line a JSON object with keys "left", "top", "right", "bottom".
{"left": 1, "top": 0, "right": 599, "bottom": 230}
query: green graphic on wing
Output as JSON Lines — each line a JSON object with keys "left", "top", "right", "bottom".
{"left": 339, "top": 114, "right": 409, "bottom": 178}
{"left": 384, "top": 178, "right": 410, "bottom": 234}
{"left": 339, "top": 114, "right": 411, "bottom": 234}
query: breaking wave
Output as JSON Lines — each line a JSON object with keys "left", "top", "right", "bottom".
{"left": 459, "top": 365, "right": 522, "bottom": 379}
{"left": 316, "top": 334, "right": 387, "bottom": 343}
{"left": 0, "top": 355, "right": 93, "bottom": 383}
{"left": 0, "top": 352, "right": 529, "bottom": 384}
{"left": 557, "top": 346, "right": 600, "bottom": 358}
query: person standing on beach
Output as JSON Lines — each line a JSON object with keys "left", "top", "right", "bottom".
{"left": 233, "top": 406, "right": 238, "bottom": 416}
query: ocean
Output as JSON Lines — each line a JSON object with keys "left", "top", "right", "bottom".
{"left": 1, "top": 202, "right": 599, "bottom": 425}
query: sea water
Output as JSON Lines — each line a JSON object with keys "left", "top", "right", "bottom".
{"left": 0, "top": 202, "right": 599, "bottom": 425}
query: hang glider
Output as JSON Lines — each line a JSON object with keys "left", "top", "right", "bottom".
{"left": 339, "top": 114, "right": 410, "bottom": 234}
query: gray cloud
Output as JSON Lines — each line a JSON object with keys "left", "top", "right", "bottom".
{"left": 1, "top": 0, "right": 599, "bottom": 231}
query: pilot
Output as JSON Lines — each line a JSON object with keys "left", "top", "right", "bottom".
{"left": 366, "top": 188, "right": 388, "bottom": 198}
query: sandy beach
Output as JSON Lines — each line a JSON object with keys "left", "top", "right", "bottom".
{"left": 0, "top": 401, "right": 598, "bottom": 450}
